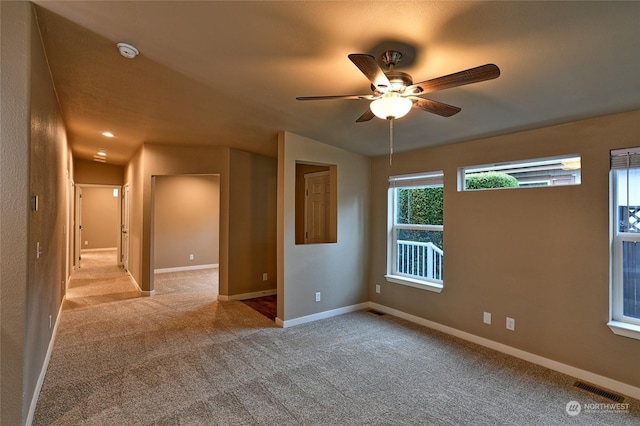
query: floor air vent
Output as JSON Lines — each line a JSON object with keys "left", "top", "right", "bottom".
{"left": 573, "top": 381, "right": 624, "bottom": 403}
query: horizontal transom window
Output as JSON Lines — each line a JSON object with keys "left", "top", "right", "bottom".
{"left": 459, "top": 154, "right": 581, "bottom": 191}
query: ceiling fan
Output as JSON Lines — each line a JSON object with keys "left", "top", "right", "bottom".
{"left": 297, "top": 50, "right": 500, "bottom": 122}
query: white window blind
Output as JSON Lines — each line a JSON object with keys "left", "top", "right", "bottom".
{"left": 611, "top": 147, "right": 640, "bottom": 170}
{"left": 389, "top": 171, "right": 444, "bottom": 188}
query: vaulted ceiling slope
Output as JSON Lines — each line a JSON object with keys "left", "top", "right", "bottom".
{"left": 33, "top": 1, "right": 640, "bottom": 166}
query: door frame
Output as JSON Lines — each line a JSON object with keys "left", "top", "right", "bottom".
{"left": 74, "top": 185, "right": 83, "bottom": 269}
{"left": 74, "top": 184, "right": 123, "bottom": 269}
{"left": 65, "top": 172, "right": 73, "bottom": 287}
{"left": 121, "top": 183, "right": 130, "bottom": 271}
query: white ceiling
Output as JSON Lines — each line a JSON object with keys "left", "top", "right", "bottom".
{"left": 33, "top": 1, "right": 640, "bottom": 165}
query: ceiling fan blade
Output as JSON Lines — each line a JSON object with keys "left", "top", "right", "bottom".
{"left": 407, "top": 64, "right": 500, "bottom": 95}
{"left": 296, "top": 94, "right": 375, "bottom": 101}
{"left": 410, "top": 97, "right": 462, "bottom": 117}
{"left": 355, "top": 108, "right": 375, "bottom": 122}
{"left": 348, "top": 54, "right": 391, "bottom": 90}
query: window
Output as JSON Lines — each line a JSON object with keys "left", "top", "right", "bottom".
{"left": 609, "top": 147, "right": 640, "bottom": 340}
{"left": 386, "top": 171, "right": 444, "bottom": 292}
{"left": 459, "top": 154, "right": 581, "bottom": 191}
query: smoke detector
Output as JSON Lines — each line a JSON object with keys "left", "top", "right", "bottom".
{"left": 117, "top": 42, "right": 139, "bottom": 59}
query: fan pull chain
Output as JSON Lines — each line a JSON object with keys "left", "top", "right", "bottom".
{"left": 389, "top": 118, "right": 394, "bottom": 165}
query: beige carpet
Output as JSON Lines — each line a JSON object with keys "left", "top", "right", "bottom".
{"left": 34, "top": 252, "right": 640, "bottom": 425}
{"left": 63, "top": 249, "right": 140, "bottom": 310}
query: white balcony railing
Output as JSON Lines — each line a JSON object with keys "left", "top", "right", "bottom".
{"left": 396, "top": 240, "right": 443, "bottom": 281}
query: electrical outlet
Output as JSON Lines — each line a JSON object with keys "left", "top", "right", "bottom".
{"left": 375, "top": 284, "right": 381, "bottom": 294}
{"left": 315, "top": 292, "right": 321, "bottom": 302}
{"left": 189, "top": 254, "right": 194, "bottom": 260}
{"left": 506, "top": 317, "right": 515, "bottom": 331}
{"left": 483, "top": 312, "right": 491, "bottom": 325}
{"left": 84, "top": 240, "right": 88, "bottom": 246}
{"left": 262, "top": 273, "right": 268, "bottom": 281}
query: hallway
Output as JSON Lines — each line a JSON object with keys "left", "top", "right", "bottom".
{"left": 64, "top": 249, "right": 139, "bottom": 310}
{"left": 65, "top": 249, "right": 221, "bottom": 308}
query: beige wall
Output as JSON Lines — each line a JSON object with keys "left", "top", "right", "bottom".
{"left": 154, "top": 175, "right": 220, "bottom": 269}
{"left": 1, "top": 2, "right": 71, "bottom": 423}
{"left": 126, "top": 143, "right": 276, "bottom": 297}
{"left": 278, "top": 131, "right": 370, "bottom": 322}
{"left": 228, "top": 149, "right": 278, "bottom": 296}
{"left": 1, "top": 4, "right": 30, "bottom": 422}
{"left": 74, "top": 159, "right": 124, "bottom": 185}
{"left": 369, "top": 110, "right": 640, "bottom": 389}
{"left": 80, "top": 186, "right": 120, "bottom": 250}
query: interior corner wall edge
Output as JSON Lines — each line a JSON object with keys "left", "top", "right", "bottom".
{"left": 228, "top": 149, "right": 278, "bottom": 297}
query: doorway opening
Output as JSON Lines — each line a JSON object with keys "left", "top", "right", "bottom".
{"left": 75, "top": 184, "right": 122, "bottom": 270}
{"left": 151, "top": 175, "right": 220, "bottom": 298}
{"left": 68, "top": 184, "right": 138, "bottom": 308}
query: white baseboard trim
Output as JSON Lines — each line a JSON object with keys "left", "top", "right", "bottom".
{"left": 368, "top": 302, "right": 640, "bottom": 401}
{"left": 154, "top": 264, "right": 218, "bottom": 274}
{"left": 218, "top": 288, "right": 276, "bottom": 302}
{"left": 127, "top": 270, "right": 142, "bottom": 292}
{"left": 126, "top": 271, "right": 155, "bottom": 296}
{"left": 80, "top": 247, "right": 117, "bottom": 253}
{"left": 278, "top": 302, "right": 370, "bottom": 328}
{"left": 26, "top": 297, "right": 65, "bottom": 426}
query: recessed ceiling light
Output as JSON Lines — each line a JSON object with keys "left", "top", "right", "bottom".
{"left": 96, "top": 151, "right": 107, "bottom": 157}
{"left": 102, "top": 132, "right": 115, "bottom": 138}
{"left": 93, "top": 158, "right": 107, "bottom": 163}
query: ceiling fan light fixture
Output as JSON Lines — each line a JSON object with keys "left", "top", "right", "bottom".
{"left": 370, "top": 92, "right": 412, "bottom": 120}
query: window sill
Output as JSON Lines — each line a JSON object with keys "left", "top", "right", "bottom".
{"left": 607, "top": 320, "right": 640, "bottom": 341}
{"left": 384, "top": 275, "right": 443, "bottom": 293}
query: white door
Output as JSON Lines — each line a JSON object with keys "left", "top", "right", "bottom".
{"left": 304, "top": 171, "right": 330, "bottom": 244}
{"left": 121, "top": 184, "right": 130, "bottom": 271}
{"left": 75, "top": 186, "right": 83, "bottom": 269}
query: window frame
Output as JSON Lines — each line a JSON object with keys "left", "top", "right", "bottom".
{"left": 608, "top": 147, "right": 640, "bottom": 340}
{"left": 458, "top": 154, "right": 582, "bottom": 191}
{"left": 386, "top": 171, "right": 444, "bottom": 293}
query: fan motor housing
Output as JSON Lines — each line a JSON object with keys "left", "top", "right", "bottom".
{"left": 372, "top": 71, "right": 413, "bottom": 94}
